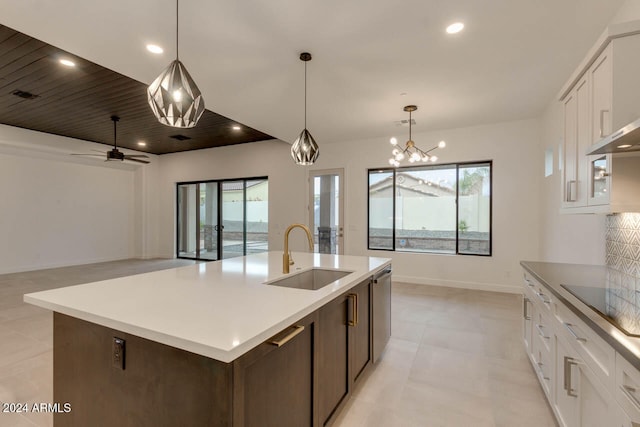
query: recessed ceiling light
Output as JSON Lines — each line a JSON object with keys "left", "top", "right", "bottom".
{"left": 232, "top": 125, "right": 241, "bottom": 130}
{"left": 137, "top": 141, "right": 147, "bottom": 147}
{"left": 617, "top": 144, "right": 632, "bottom": 148}
{"left": 446, "top": 22, "right": 465, "bottom": 34}
{"left": 59, "top": 59, "right": 75, "bottom": 67}
{"left": 146, "top": 44, "right": 164, "bottom": 54}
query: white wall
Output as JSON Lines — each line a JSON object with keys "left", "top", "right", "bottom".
{"left": 311, "top": 119, "right": 541, "bottom": 293}
{"left": 152, "top": 119, "right": 540, "bottom": 293}
{"left": 0, "top": 125, "right": 141, "bottom": 274}
{"left": 612, "top": 0, "right": 640, "bottom": 23}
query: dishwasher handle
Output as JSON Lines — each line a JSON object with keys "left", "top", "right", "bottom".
{"left": 373, "top": 267, "right": 392, "bottom": 284}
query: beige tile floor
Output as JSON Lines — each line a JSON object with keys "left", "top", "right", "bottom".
{"left": 0, "top": 260, "right": 557, "bottom": 427}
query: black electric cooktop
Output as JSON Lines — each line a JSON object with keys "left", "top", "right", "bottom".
{"left": 561, "top": 284, "right": 640, "bottom": 337}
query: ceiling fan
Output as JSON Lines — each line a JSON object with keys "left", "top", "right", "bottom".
{"left": 71, "top": 116, "right": 150, "bottom": 164}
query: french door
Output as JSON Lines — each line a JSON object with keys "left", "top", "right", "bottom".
{"left": 177, "top": 177, "right": 268, "bottom": 260}
{"left": 309, "top": 169, "right": 344, "bottom": 254}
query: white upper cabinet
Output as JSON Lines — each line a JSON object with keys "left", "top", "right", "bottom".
{"left": 560, "top": 30, "right": 640, "bottom": 214}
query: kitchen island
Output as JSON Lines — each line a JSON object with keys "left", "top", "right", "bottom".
{"left": 25, "top": 252, "right": 391, "bottom": 427}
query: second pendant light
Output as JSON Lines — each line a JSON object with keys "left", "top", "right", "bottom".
{"left": 291, "top": 52, "right": 320, "bottom": 165}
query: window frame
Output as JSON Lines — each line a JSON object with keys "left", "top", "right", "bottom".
{"left": 176, "top": 175, "right": 269, "bottom": 261}
{"left": 367, "top": 160, "right": 492, "bottom": 256}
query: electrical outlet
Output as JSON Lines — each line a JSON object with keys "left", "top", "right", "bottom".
{"left": 113, "top": 337, "right": 125, "bottom": 370}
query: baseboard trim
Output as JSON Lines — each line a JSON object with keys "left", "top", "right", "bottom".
{"left": 0, "top": 255, "right": 134, "bottom": 275}
{"left": 392, "top": 274, "right": 521, "bottom": 294}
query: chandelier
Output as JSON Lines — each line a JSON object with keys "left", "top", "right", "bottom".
{"left": 389, "top": 105, "right": 445, "bottom": 167}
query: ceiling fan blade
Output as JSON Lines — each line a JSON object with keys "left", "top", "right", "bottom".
{"left": 70, "top": 153, "right": 105, "bottom": 158}
{"left": 91, "top": 149, "right": 106, "bottom": 153}
{"left": 125, "top": 157, "right": 150, "bottom": 164}
{"left": 124, "top": 154, "right": 149, "bottom": 158}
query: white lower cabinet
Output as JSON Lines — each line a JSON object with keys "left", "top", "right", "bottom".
{"left": 555, "top": 337, "right": 579, "bottom": 427}
{"left": 615, "top": 353, "right": 640, "bottom": 426}
{"left": 522, "top": 273, "right": 622, "bottom": 427}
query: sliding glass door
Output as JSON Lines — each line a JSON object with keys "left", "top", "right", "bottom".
{"left": 177, "top": 177, "right": 268, "bottom": 261}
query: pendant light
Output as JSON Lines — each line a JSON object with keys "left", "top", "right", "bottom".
{"left": 147, "top": 0, "right": 204, "bottom": 128}
{"left": 291, "top": 52, "right": 320, "bottom": 165}
{"left": 388, "top": 105, "right": 446, "bottom": 167}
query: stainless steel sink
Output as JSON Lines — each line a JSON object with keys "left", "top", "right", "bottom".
{"left": 265, "top": 268, "right": 352, "bottom": 290}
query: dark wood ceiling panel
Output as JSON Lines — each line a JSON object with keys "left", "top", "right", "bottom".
{"left": 0, "top": 24, "right": 273, "bottom": 155}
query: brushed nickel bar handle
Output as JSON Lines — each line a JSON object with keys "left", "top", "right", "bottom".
{"left": 564, "top": 356, "right": 578, "bottom": 397}
{"left": 599, "top": 109, "right": 609, "bottom": 138}
{"left": 535, "top": 324, "right": 550, "bottom": 339}
{"left": 567, "top": 180, "right": 577, "bottom": 202}
{"left": 523, "top": 297, "right": 531, "bottom": 320}
{"left": 621, "top": 385, "right": 640, "bottom": 411}
{"left": 536, "top": 291, "right": 550, "bottom": 305}
{"left": 269, "top": 325, "right": 305, "bottom": 347}
{"left": 564, "top": 322, "right": 587, "bottom": 343}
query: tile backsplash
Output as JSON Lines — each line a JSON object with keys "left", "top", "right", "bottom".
{"left": 606, "top": 213, "right": 640, "bottom": 280}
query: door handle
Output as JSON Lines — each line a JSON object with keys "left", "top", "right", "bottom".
{"left": 564, "top": 356, "right": 578, "bottom": 397}
{"left": 563, "top": 323, "right": 587, "bottom": 343}
{"left": 523, "top": 297, "right": 531, "bottom": 320}
{"left": 269, "top": 325, "right": 305, "bottom": 347}
{"left": 599, "top": 109, "right": 609, "bottom": 138}
{"left": 567, "top": 180, "right": 577, "bottom": 202}
{"left": 347, "top": 293, "right": 358, "bottom": 327}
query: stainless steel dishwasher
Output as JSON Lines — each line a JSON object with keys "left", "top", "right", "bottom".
{"left": 372, "top": 266, "right": 392, "bottom": 363}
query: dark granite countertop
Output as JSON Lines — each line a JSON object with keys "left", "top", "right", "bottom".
{"left": 521, "top": 261, "right": 640, "bottom": 371}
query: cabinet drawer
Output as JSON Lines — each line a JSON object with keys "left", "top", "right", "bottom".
{"left": 533, "top": 309, "right": 553, "bottom": 355}
{"left": 532, "top": 339, "right": 553, "bottom": 399}
{"left": 523, "top": 272, "right": 554, "bottom": 314}
{"left": 616, "top": 352, "right": 640, "bottom": 423}
{"left": 555, "top": 301, "right": 615, "bottom": 391}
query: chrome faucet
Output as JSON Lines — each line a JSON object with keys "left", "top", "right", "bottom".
{"left": 283, "top": 223, "right": 314, "bottom": 273}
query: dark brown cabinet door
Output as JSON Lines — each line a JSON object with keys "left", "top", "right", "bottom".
{"left": 317, "top": 295, "right": 350, "bottom": 426}
{"left": 234, "top": 315, "right": 315, "bottom": 427}
{"left": 350, "top": 279, "right": 371, "bottom": 384}
{"left": 317, "top": 278, "right": 373, "bottom": 426}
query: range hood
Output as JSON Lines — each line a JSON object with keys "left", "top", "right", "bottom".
{"left": 588, "top": 118, "right": 640, "bottom": 155}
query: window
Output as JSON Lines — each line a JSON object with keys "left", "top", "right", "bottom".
{"left": 368, "top": 161, "right": 491, "bottom": 256}
{"left": 177, "top": 177, "right": 268, "bottom": 260}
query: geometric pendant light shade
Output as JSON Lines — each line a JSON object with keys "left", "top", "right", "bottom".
{"left": 291, "top": 128, "right": 320, "bottom": 165}
{"left": 147, "top": 0, "right": 204, "bottom": 128}
{"left": 147, "top": 59, "right": 205, "bottom": 128}
{"left": 291, "top": 52, "right": 319, "bottom": 165}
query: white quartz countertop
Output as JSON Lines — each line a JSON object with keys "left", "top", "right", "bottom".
{"left": 24, "top": 252, "right": 391, "bottom": 363}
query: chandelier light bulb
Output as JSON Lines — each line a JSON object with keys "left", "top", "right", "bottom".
{"left": 438, "top": 141, "right": 446, "bottom": 148}
{"left": 390, "top": 137, "right": 398, "bottom": 146}
{"left": 422, "top": 155, "right": 429, "bottom": 162}
{"left": 430, "top": 156, "right": 438, "bottom": 162}
{"left": 388, "top": 158, "right": 395, "bottom": 165}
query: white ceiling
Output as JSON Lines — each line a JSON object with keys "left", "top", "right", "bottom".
{"left": 0, "top": 0, "right": 627, "bottom": 146}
